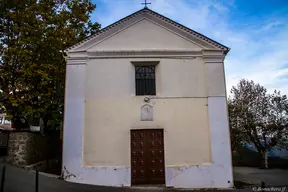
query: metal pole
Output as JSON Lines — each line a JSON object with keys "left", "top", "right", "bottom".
{"left": 35, "top": 169, "right": 39, "bottom": 192}
{"left": 261, "top": 181, "right": 265, "bottom": 192}
{"left": 0, "top": 166, "right": 6, "bottom": 192}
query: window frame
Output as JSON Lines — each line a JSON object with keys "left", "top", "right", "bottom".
{"left": 131, "top": 61, "right": 159, "bottom": 96}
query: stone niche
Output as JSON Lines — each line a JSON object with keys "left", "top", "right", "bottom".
{"left": 6, "top": 131, "right": 60, "bottom": 166}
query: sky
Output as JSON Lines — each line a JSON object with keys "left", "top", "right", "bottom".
{"left": 91, "top": 0, "right": 288, "bottom": 95}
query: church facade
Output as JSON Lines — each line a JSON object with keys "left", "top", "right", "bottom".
{"left": 63, "top": 8, "right": 233, "bottom": 189}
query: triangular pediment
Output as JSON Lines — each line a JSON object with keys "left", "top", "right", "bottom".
{"left": 88, "top": 19, "right": 203, "bottom": 51}
{"left": 66, "top": 8, "right": 229, "bottom": 54}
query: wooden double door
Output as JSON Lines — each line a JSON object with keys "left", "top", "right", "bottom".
{"left": 131, "top": 129, "right": 165, "bottom": 185}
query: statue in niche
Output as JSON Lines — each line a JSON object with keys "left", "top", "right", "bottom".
{"left": 141, "top": 104, "right": 153, "bottom": 121}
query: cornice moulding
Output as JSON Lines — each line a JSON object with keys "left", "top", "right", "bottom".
{"left": 66, "top": 59, "right": 87, "bottom": 65}
{"left": 66, "top": 49, "right": 227, "bottom": 62}
{"left": 87, "top": 49, "right": 202, "bottom": 57}
{"left": 202, "top": 56, "right": 225, "bottom": 63}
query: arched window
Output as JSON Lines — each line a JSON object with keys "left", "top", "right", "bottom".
{"left": 135, "top": 66, "right": 156, "bottom": 95}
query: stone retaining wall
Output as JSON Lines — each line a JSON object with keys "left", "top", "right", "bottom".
{"left": 6, "top": 131, "right": 60, "bottom": 166}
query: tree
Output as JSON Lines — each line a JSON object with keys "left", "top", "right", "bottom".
{"left": 0, "top": 0, "right": 100, "bottom": 130}
{"left": 228, "top": 79, "right": 288, "bottom": 168}
{"left": 228, "top": 101, "right": 247, "bottom": 153}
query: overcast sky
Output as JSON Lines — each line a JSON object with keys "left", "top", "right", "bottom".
{"left": 91, "top": 0, "right": 288, "bottom": 95}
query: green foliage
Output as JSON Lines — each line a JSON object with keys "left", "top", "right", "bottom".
{"left": 0, "top": 0, "right": 100, "bottom": 129}
{"left": 228, "top": 79, "right": 288, "bottom": 168}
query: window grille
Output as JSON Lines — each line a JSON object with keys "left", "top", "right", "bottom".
{"left": 135, "top": 66, "right": 156, "bottom": 95}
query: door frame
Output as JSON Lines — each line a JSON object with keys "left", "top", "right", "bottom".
{"left": 130, "top": 129, "right": 166, "bottom": 185}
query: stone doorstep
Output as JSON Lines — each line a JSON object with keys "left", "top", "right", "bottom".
{"left": 128, "top": 186, "right": 235, "bottom": 191}
{"left": 129, "top": 185, "right": 165, "bottom": 190}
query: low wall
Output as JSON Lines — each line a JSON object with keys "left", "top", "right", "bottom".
{"left": 6, "top": 131, "right": 60, "bottom": 166}
{"left": 24, "top": 158, "right": 62, "bottom": 174}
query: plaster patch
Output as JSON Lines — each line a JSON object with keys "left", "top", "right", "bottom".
{"left": 141, "top": 104, "right": 153, "bottom": 121}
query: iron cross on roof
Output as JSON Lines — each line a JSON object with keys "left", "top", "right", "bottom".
{"left": 141, "top": 0, "right": 151, "bottom": 8}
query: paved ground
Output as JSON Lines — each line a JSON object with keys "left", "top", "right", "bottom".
{"left": 233, "top": 166, "right": 288, "bottom": 186}
{"left": 0, "top": 164, "right": 119, "bottom": 192}
{"left": 0, "top": 163, "right": 287, "bottom": 192}
{"left": 0, "top": 163, "right": 235, "bottom": 192}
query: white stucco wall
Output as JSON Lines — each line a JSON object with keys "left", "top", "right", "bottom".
{"left": 166, "top": 97, "right": 233, "bottom": 188}
{"left": 63, "top": 56, "right": 233, "bottom": 188}
{"left": 63, "top": 62, "right": 131, "bottom": 186}
{"left": 63, "top": 13, "right": 233, "bottom": 189}
{"left": 83, "top": 58, "right": 211, "bottom": 167}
